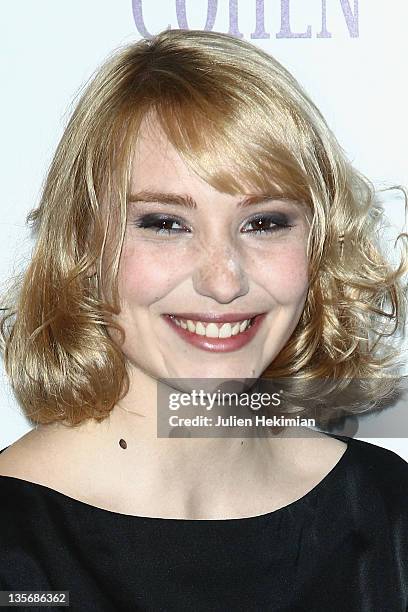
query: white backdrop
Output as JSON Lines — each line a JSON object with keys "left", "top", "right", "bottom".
{"left": 1, "top": 0, "right": 407, "bottom": 457}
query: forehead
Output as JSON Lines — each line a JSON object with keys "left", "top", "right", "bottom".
{"left": 130, "top": 118, "right": 198, "bottom": 191}
{"left": 127, "top": 116, "right": 313, "bottom": 226}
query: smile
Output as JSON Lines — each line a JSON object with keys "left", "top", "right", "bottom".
{"left": 170, "top": 315, "right": 255, "bottom": 338}
{"left": 162, "top": 313, "right": 266, "bottom": 353}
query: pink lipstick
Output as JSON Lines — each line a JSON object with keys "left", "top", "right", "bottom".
{"left": 162, "top": 313, "right": 266, "bottom": 353}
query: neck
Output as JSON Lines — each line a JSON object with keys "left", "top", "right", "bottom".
{"left": 48, "top": 366, "right": 315, "bottom": 518}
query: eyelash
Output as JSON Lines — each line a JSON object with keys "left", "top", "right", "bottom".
{"left": 131, "top": 213, "right": 294, "bottom": 237}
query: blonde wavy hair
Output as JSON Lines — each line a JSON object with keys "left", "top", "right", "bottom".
{"left": 1, "top": 28, "right": 407, "bottom": 427}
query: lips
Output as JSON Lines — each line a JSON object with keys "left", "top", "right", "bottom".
{"left": 162, "top": 313, "right": 266, "bottom": 353}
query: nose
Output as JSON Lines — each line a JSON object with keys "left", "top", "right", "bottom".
{"left": 192, "top": 241, "right": 249, "bottom": 303}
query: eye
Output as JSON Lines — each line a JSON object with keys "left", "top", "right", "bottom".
{"left": 131, "top": 214, "right": 191, "bottom": 236}
{"left": 241, "top": 213, "right": 294, "bottom": 236}
{"left": 130, "top": 212, "right": 294, "bottom": 237}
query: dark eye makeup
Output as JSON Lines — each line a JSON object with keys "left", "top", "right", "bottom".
{"left": 130, "top": 212, "right": 295, "bottom": 237}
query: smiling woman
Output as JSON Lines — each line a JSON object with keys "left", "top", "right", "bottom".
{"left": 109, "top": 115, "right": 311, "bottom": 369}
{"left": 0, "top": 27, "right": 408, "bottom": 612}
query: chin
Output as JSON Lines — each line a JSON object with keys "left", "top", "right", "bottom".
{"left": 168, "top": 364, "right": 261, "bottom": 383}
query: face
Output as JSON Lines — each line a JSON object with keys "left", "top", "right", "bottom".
{"left": 110, "top": 118, "right": 310, "bottom": 382}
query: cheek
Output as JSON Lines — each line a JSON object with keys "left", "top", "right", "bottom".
{"left": 118, "top": 243, "right": 185, "bottom": 305}
{"left": 118, "top": 238, "right": 309, "bottom": 306}
{"left": 256, "top": 245, "right": 309, "bottom": 304}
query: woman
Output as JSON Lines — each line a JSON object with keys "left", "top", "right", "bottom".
{"left": 0, "top": 28, "right": 407, "bottom": 611}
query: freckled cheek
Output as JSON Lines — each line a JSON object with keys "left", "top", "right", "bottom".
{"left": 117, "top": 241, "right": 309, "bottom": 305}
{"left": 118, "top": 244, "right": 189, "bottom": 305}
{"left": 254, "top": 247, "right": 309, "bottom": 303}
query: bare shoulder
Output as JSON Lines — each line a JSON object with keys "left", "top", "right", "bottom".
{"left": 285, "top": 429, "right": 348, "bottom": 479}
{"left": 304, "top": 429, "right": 348, "bottom": 454}
{"left": 0, "top": 424, "right": 63, "bottom": 481}
{"left": 0, "top": 421, "right": 101, "bottom": 498}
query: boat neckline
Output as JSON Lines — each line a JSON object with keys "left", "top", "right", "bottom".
{"left": 0, "top": 433, "right": 354, "bottom": 524}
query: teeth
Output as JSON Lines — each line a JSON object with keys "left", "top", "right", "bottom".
{"left": 239, "top": 320, "right": 248, "bottom": 333}
{"left": 195, "top": 322, "right": 206, "bottom": 336}
{"left": 171, "top": 316, "right": 253, "bottom": 338}
{"left": 207, "top": 323, "right": 223, "bottom": 338}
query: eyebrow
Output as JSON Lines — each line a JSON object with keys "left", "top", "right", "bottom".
{"left": 127, "top": 190, "right": 288, "bottom": 210}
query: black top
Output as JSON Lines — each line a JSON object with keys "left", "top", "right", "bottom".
{"left": 0, "top": 433, "right": 407, "bottom": 611}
